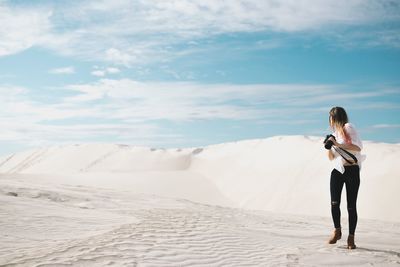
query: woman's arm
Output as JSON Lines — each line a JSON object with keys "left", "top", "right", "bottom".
{"left": 327, "top": 149, "right": 335, "bottom": 161}
{"left": 334, "top": 141, "right": 361, "bottom": 152}
{"left": 329, "top": 137, "right": 361, "bottom": 152}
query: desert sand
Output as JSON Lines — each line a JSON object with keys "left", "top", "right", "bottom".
{"left": 0, "top": 136, "right": 399, "bottom": 266}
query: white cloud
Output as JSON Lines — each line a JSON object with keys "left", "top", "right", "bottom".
{"left": 64, "top": 0, "right": 398, "bottom": 64}
{"left": 1, "top": 80, "right": 398, "bottom": 150}
{"left": 371, "top": 124, "right": 400, "bottom": 129}
{"left": 62, "top": 78, "right": 392, "bottom": 122}
{"left": 91, "top": 67, "right": 120, "bottom": 76}
{"left": 1, "top": 0, "right": 399, "bottom": 62}
{"left": 0, "top": 84, "right": 168, "bottom": 147}
{"left": 104, "top": 48, "right": 136, "bottom": 66}
{"left": 91, "top": 70, "right": 106, "bottom": 77}
{"left": 49, "top": 66, "right": 75, "bottom": 74}
{"left": 106, "top": 67, "right": 120, "bottom": 74}
{"left": 0, "top": 118, "right": 167, "bottom": 148}
{"left": 2, "top": 80, "right": 397, "bottom": 128}
{"left": 0, "top": 4, "right": 51, "bottom": 56}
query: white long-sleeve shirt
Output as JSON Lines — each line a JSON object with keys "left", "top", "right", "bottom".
{"left": 332, "top": 123, "right": 366, "bottom": 174}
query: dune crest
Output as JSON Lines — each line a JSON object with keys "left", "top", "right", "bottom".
{"left": 1, "top": 136, "right": 399, "bottom": 222}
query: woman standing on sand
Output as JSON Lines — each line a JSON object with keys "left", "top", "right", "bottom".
{"left": 325, "top": 107, "right": 365, "bottom": 249}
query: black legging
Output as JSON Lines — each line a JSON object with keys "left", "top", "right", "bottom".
{"left": 330, "top": 165, "right": 360, "bottom": 235}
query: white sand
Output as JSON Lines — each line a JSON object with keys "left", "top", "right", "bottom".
{"left": 0, "top": 136, "right": 399, "bottom": 266}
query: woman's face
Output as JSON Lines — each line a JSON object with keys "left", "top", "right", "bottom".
{"left": 329, "top": 116, "right": 333, "bottom": 127}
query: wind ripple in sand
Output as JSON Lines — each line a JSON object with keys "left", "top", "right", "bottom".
{"left": 1, "top": 180, "right": 399, "bottom": 267}
{"left": 3, "top": 205, "right": 400, "bottom": 267}
{"left": 4, "top": 208, "right": 283, "bottom": 266}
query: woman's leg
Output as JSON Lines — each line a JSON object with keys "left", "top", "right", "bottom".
{"left": 330, "top": 169, "right": 345, "bottom": 229}
{"left": 344, "top": 166, "right": 360, "bottom": 235}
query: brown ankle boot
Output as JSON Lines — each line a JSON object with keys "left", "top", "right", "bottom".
{"left": 347, "top": 234, "right": 356, "bottom": 249}
{"left": 328, "top": 228, "right": 342, "bottom": 244}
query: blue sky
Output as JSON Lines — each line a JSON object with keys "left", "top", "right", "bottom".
{"left": 1, "top": 0, "right": 400, "bottom": 156}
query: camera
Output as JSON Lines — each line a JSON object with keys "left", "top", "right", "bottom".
{"left": 323, "top": 134, "right": 336, "bottom": 150}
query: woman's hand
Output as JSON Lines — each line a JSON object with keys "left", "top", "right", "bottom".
{"left": 327, "top": 150, "right": 335, "bottom": 161}
{"left": 330, "top": 137, "right": 339, "bottom": 147}
{"left": 328, "top": 136, "right": 339, "bottom": 147}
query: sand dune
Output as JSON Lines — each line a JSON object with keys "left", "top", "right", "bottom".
{"left": 1, "top": 136, "right": 399, "bottom": 221}
{"left": 1, "top": 175, "right": 399, "bottom": 267}
{"left": 1, "top": 136, "right": 399, "bottom": 266}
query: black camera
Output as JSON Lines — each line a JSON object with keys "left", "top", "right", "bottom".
{"left": 323, "top": 134, "right": 336, "bottom": 150}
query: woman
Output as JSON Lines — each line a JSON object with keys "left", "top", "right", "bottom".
{"left": 326, "top": 107, "right": 365, "bottom": 249}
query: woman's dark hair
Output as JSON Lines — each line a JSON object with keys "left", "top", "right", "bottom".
{"left": 329, "top": 106, "right": 351, "bottom": 143}
{"left": 329, "top": 107, "right": 348, "bottom": 127}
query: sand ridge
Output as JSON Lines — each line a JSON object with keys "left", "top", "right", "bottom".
{"left": 1, "top": 176, "right": 399, "bottom": 266}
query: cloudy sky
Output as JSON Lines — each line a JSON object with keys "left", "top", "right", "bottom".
{"left": 1, "top": 0, "right": 400, "bottom": 155}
